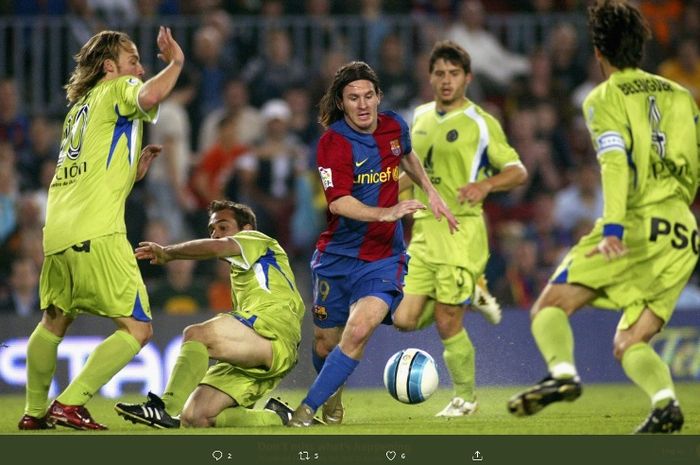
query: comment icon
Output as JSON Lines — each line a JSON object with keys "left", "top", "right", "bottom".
{"left": 212, "top": 450, "right": 223, "bottom": 461}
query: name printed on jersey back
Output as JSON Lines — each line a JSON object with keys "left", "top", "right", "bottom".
{"left": 616, "top": 78, "right": 673, "bottom": 96}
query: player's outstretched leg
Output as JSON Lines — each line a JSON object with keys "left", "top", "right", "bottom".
{"left": 114, "top": 392, "right": 180, "bottom": 429}
{"left": 634, "top": 400, "right": 684, "bottom": 434}
{"left": 322, "top": 387, "right": 344, "bottom": 424}
{"left": 48, "top": 400, "right": 108, "bottom": 430}
{"left": 507, "top": 375, "right": 582, "bottom": 417}
{"left": 473, "top": 275, "right": 502, "bottom": 325}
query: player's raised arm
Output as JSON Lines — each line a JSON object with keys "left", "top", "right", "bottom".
{"left": 138, "top": 26, "right": 184, "bottom": 111}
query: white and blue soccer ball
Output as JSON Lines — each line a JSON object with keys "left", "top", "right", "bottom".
{"left": 383, "top": 348, "right": 439, "bottom": 404}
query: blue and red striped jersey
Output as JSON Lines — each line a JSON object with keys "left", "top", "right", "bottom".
{"left": 315, "top": 111, "right": 412, "bottom": 261}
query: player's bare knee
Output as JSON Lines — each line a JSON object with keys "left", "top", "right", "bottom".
{"left": 129, "top": 323, "right": 153, "bottom": 347}
{"left": 180, "top": 404, "right": 214, "bottom": 428}
{"left": 182, "top": 323, "right": 204, "bottom": 343}
{"left": 343, "top": 321, "right": 372, "bottom": 349}
{"left": 392, "top": 312, "right": 417, "bottom": 332}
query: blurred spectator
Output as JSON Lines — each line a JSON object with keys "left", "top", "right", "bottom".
{"left": 534, "top": 100, "right": 575, "bottom": 173}
{"left": 191, "top": 115, "right": 251, "bottom": 209}
{"left": 284, "top": 84, "right": 320, "bottom": 146}
{"left": 0, "top": 78, "right": 30, "bottom": 153}
{"left": 553, "top": 162, "right": 602, "bottom": 234}
{"left": 198, "top": 77, "right": 263, "bottom": 152}
{"left": 1, "top": 194, "right": 43, "bottom": 276}
{"left": 149, "top": 259, "right": 208, "bottom": 315}
{"left": 358, "top": 0, "right": 391, "bottom": 67}
{"left": 446, "top": 0, "right": 530, "bottom": 97}
{"left": 231, "top": 99, "right": 306, "bottom": 249}
{"left": 241, "top": 28, "right": 307, "bottom": 107}
{"left": 190, "top": 25, "right": 231, "bottom": 148}
{"left": 17, "top": 116, "right": 60, "bottom": 192}
{"left": 547, "top": 22, "right": 586, "bottom": 95}
{"left": 308, "top": 48, "right": 350, "bottom": 112}
{"left": 88, "top": 0, "right": 138, "bottom": 27}
{"left": 207, "top": 260, "right": 232, "bottom": 313}
{"left": 0, "top": 257, "right": 39, "bottom": 317}
{"left": 302, "top": 0, "right": 344, "bottom": 68}
{"left": 508, "top": 107, "right": 561, "bottom": 201}
{"left": 0, "top": 144, "right": 18, "bottom": 246}
{"left": 524, "top": 192, "right": 571, "bottom": 272}
{"left": 146, "top": 70, "right": 196, "bottom": 242}
{"left": 494, "top": 238, "right": 545, "bottom": 310}
{"left": 376, "top": 33, "right": 418, "bottom": 112}
{"left": 639, "top": 0, "right": 683, "bottom": 50}
{"left": 571, "top": 56, "right": 604, "bottom": 110}
{"left": 658, "top": 35, "right": 700, "bottom": 106}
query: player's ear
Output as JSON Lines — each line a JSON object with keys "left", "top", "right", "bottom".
{"left": 103, "top": 58, "right": 116, "bottom": 74}
{"left": 242, "top": 224, "right": 254, "bottom": 231}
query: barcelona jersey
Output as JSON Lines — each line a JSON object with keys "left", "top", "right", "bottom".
{"left": 315, "top": 111, "right": 411, "bottom": 261}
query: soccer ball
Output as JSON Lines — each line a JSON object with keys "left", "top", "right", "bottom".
{"left": 383, "top": 348, "right": 439, "bottom": 404}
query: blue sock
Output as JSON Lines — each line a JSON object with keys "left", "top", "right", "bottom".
{"left": 312, "top": 348, "right": 326, "bottom": 374}
{"left": 303, "top": 347, "right": 359, "bottom": 411}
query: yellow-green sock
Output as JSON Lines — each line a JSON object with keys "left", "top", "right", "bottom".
{"left": 24, "top": 324, "right": 62, "bottom": 417}
{"left": 415, "top": 299, "right": 436, "bottom": 330}
{"left": 442, "top": 329, "right": 475, "bottom": 401}
{"left": 215, "top": 407, "right": 282, "bottom": 427}
{"left": 162, "top": 340, "right": 209, "bottom": 415}
{"left": 57, "top": 330, "right": 140, "bottom": 405}
{"left": 531, "top": 306, "right": 577, "bottom": 378}
{"left": 621, "top": 342, "right": 675, "bottom": 408}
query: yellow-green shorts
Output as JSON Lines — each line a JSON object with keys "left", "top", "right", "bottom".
{"left": 404, "top": 215, "right": 487, "bottom": 305}
{"left": 550, "top": 201, "right": 698, "bottom": 329}
{"left": 200, "top": 310, "right": 300, "bottom": 408}
{"left": 403, "top": 254, "right": 476, "bottom": 306}
{"left": 39, "top": 233, "right": 151, "bottom": 321}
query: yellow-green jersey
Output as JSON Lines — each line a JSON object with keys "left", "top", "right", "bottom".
{"left": 43, "top": 76, "right": 159, "bottom": 255}
{"left": 410, "top": 100, "right": 522, "bottom": 218}
{"left": 583, "top": 68, "right": 700, "bottom": 237}
{"left": 226, "top": 231, "right": 305, "bottom": 341}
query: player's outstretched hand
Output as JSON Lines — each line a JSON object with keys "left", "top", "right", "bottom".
{"left": 380, "top": 200, "right": 426, "bottom": 222}
{"left": 585, "top": 236, "right": 628, "bottom": 261}
{"left": 136, "top": 144, "right": 162, "bottom": 181}
{"left": 427, "top": 189, "right": 459, "bottom": 234}
{"left": 156, "top": 26, "right": 184, "bottom": 65}
{"left": 457, "top": 181, "right": 491, "bottom": 206}
{"left": 135, "top": 241, "right": 171, "bottom": 265}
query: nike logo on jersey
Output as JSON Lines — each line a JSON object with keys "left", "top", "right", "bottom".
{"left": 355, "top": 158, "right": 369, "bottom": 167}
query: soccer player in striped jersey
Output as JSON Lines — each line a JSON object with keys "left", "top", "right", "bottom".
{"left": 288, "top": 61, "right": 458, "bottom": 427}
{"left": 18, "top": 28, "right": 184, "bottom": 431}
{"left": 508, "top": 0, "right": 699, "bottom": 434}
{"left": 393, "top": 40, "right": 527, "bottom": 417}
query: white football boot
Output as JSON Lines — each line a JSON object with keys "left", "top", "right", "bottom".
{"left": 435, "top": 397, "right": 478, "bottom": 417}
{"left": 473, "top": 276, "right": 502, "bottom": 325}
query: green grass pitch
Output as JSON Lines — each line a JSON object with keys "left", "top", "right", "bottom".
{"left": 2, "top": 383, "right": 698, "bottom": 435}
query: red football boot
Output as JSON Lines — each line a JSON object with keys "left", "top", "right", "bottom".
{"left": 18, "top": 414, "right": 55, "bottom": 430}
{"left": 48, "top": 400, "right": 108, "bottom": 430}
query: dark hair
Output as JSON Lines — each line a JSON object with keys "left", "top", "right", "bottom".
{"left": 429, "top": 40, "right": 471, "bottom": 74}
{"left": 318, "top": 61, "right": 381, "bottom": 129}
{"left": 208, "top": 200, "right": 257, "bottom": 230}
{"left": 588, "top": 0, "right": 651, "bottom": 69}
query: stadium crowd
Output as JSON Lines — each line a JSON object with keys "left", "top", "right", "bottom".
{"left": 1, "top": 0, "right": 700, "bottom": 316}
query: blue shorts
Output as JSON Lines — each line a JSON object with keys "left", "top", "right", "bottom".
{"left": 310, "top": 250, "right": 408, "bottom": 328}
